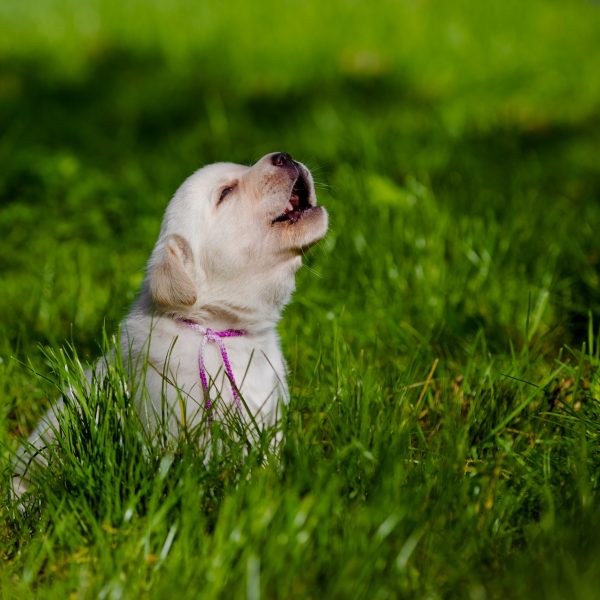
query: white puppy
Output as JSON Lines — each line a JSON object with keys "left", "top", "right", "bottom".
{"left": 13, "top": 152, "right": 328, "bottom": 497}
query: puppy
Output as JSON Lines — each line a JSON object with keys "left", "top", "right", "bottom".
{"left": 12, "top": 152, "right": 328, "bottom": 497}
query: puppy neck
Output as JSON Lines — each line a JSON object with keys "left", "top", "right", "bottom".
{"left": 135, "top": 253, "right": 300, "bottom": 334}
{"left": 190, "top": 303, "right": 277, "bottom": 334}
{"left": 188, "top": 259, "right": 299, "bottom": 333}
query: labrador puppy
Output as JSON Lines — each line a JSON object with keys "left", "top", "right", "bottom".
{"left": 12, "top": 151, "right": 328, "bottom": 497}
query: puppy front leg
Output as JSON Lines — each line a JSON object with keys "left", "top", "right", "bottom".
{"left": 11, "top": 398, "right": 64, "bottom": 500}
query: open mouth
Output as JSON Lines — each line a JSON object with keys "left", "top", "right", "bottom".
{"left": 272, "top": 173, "right": 312, "bottom": 224}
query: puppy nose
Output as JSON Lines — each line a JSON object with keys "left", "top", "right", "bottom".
{"left": 271, "top": 152, "right": 293, "bottom": 167}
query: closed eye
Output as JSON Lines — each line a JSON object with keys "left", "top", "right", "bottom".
{"left": 217, "top": 184, "right": 236, "bottom": 205}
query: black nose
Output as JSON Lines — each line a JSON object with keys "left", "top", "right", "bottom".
{"left": 271, "top": 152, "right": 293, "bottom": 167}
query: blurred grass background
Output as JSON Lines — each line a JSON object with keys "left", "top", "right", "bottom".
{"left": 1, "top": 0, "right": 600, "bottom": 598}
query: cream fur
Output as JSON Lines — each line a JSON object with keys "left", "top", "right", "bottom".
{"left": 12, "top": 152, "right": 328, "bottom": 497}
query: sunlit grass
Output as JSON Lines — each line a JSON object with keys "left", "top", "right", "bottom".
{"left": 1, "top": 1, "right": 600, "bottom": 597}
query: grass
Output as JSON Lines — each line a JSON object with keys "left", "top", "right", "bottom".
{"left": 1, "top": 0, "right": 600, "bottom": 597}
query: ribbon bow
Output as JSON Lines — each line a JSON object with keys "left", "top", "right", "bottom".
{"left": 179, "top": 319, "right": 246, "bottom": 413}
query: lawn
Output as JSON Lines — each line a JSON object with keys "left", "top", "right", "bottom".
{"left": 1, "top": 1, "right": 600, "bottom": 597}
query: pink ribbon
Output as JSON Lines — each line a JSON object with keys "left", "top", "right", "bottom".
{"left": 179, "top": 319, "right": 246, "bottom": 413}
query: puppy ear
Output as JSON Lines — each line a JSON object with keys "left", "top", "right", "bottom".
{"left": 149, "top": 234, "right": 198, "bottom": 308}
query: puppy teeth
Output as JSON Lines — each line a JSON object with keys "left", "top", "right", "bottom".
{"left": 285, "top": 202, "right": 294, "bottom": 213}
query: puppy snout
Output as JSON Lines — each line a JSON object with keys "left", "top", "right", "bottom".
{"left": 271, "top": 152, "right": 294, "bottom": 168}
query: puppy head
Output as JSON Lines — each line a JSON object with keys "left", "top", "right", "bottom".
{"left": 147, "top": 153, "right": 328, "bottom": 319}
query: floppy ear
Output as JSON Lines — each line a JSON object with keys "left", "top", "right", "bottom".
{"left": 149, "top": 234, "right": 198, "bottom": 308}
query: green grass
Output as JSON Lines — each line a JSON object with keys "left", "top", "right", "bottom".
{"left": 2, "top": 0, "right": 600, "bottom": 597}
